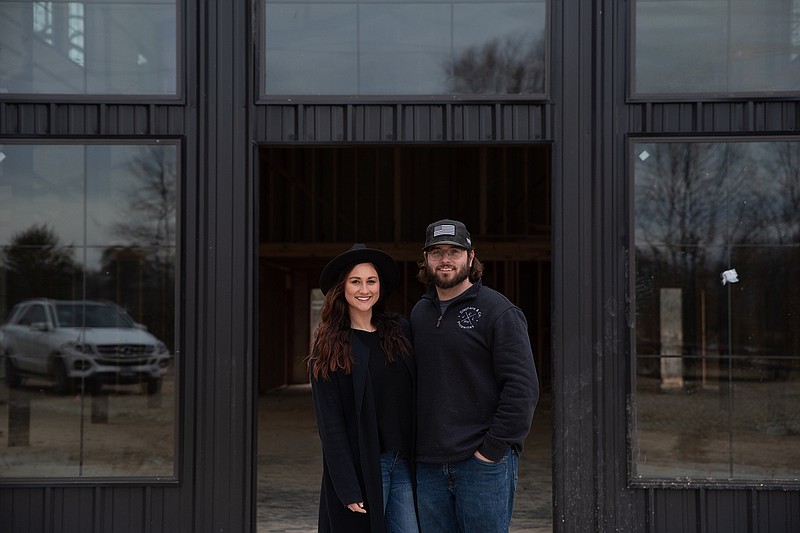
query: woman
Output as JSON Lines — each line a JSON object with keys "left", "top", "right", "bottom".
{"left": 309, "top": 243, "right": 418, "bottom": 533}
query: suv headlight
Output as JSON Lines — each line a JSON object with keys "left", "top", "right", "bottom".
{"left": 155, "top": 342, "right": 169, "bottom": 355}
{"left": 62, "top": 341, "right": 97, "bottom": 355}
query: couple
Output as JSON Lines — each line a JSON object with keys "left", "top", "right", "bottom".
{"left": 308, "top": 219, "right": 540, "bottom": 533}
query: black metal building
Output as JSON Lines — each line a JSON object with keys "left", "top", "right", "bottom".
{"left": 1, "top": 0, "right": 799, "bottom": 531}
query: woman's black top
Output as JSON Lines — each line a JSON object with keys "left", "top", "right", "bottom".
{"left": 353, "top": 329, "right": 413, "bottom": 455}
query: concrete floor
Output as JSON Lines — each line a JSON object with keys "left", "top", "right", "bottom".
{"left": 257, "top": 384, "right": 553, "bottom": 532}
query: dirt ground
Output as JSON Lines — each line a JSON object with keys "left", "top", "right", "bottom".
{"left": 634, "top": 376, "right": 800, "bottom": 480}
{"left": 0, "top": 375, "right": 175, "bottom": 478}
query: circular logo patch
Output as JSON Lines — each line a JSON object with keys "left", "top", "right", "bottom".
{"left": 457, "top": 307, "right": 482, "bottom": 329}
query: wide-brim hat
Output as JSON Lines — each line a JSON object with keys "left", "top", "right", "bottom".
{"left": 319, "top": 243, "right": 400, "bottom": 296}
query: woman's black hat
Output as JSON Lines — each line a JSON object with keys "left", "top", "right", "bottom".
{"left": 319, "top": 243, "right": 400, "bottom": 296}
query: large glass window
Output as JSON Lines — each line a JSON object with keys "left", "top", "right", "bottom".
{"left": 633, "top": 0, "right": 800, "bottom": 96}
{"left": 262, "top": 0, "right": 548, "bottom": 97}
{"left": 0, "top": 142, "right": 178, "bottom": 478}
{"left": 0, "top": 2, "right": 178, "bottom": 96}
{"left": 632, "top": 139, "right": 800, "bottom": 482}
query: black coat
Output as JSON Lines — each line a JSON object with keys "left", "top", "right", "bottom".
{"left": 310, "top": 322, "right": 415, "bottom": 533}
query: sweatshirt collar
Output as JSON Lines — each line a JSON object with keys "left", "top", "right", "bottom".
{"left": 423, "top": 278, "right": 482, "bottom": 304}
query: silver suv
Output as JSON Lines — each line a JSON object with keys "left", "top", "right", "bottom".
{"left": 1, "top": 299, "right": 171, "bottom": 395}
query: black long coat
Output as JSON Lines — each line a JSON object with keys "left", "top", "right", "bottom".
{"left": 310, "top": 322, "right": 415, "bottom": 533}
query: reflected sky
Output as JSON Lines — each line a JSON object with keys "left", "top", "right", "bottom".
{"left": 0, "top": 144, "right": 177, "bottom": 270}
{"left": 634, "top": 141, "right": 800, "bottom": 250}
{"left": 0, "top": 2, "right": 177, "bottom": 95}
{"left": 264, "top": 0, "right": 547, "bottom": 95}
{"left": 635, "top": 0, "right": 800, "bottom": 94}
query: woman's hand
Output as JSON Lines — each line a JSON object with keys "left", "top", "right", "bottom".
{"left": 347, "top": 502, "right": 367, "bottom": 513}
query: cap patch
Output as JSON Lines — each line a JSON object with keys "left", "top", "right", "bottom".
{"left": 433, "top": 224, "right": 456, "bottom": 237}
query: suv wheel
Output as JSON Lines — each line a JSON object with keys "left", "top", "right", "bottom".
{"left": 5, "top": 356, "right": 22, "bottom": 388}
{"left": 52, "top": 358, "right": 75, "bottom": 395}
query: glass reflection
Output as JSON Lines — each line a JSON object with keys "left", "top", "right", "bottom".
{"left": 633, "top": 141, "right": 800, "bottom": 481}
{"left": 263, "top": 0, "right": 547, "bottom": 96}
{"left": 0, "top": 143, "right": 177, "bottom": 478}
{"left": 0, "top": 2, "right": 177, "bottom": 95}
{"left": 635, "top": 0, "right": 800, "bottom": 95}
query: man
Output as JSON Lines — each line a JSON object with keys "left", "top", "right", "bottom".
{"left": 411, "top": 218, "right": 539, "bottom": 532}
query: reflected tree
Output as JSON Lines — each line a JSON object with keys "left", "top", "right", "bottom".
{"left": 754, "top": 143, "right": 800, "bottom": 358}
{"left": 761, "top": 143, "right": 800, "bottom": 245}
{"left": 635, "top": 143, "right": 750, "bottom": 379}
{"left": 112, "top": 146, "right": 176, "bottom": 259}
{"left": 445, "top": 32, "right": 545, "bottom": 94}
{"left": 1, "top": 224, "right": 80, "bottom": 314}
{"left": 636, "top": 141, "right": 800, "bottom": 378}
{"left": 105, "top": 146, "right": 176, "bottom": 350}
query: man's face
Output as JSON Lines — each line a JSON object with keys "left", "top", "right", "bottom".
{"left": 425, "top": 245, "right": 471, "bottom": 289}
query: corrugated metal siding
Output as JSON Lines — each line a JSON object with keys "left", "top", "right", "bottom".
{"left": 629, "top": 101, "right": 800, "bottom": 134}
{"left": 0, "top": 104, "right": 187, "bottom": 136}
{"left": 2, "top": 0, "right": 799, "bottom": 531}
{"left": 0, "top": 486, "right": 183, "bottom": 533}
{"left": 642, "top": 488, "right": 800, "bottom": 533}
{"left": 0, "top": 0, "right": 254, "bottom": 531}
{"left": 554, "top": 0, "right": 800, "bottom": 532}
{"left": 255, "top": 103, "right": 552, "bottom": 143}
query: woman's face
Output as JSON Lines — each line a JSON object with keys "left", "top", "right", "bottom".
{"left": 343, "top": 263, "right": 381, "bottom": 315}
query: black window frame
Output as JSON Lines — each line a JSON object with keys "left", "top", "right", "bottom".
{"left": 0, "top": 137, "right": 183, "bottom": 485}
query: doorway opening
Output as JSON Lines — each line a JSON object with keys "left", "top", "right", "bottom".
{"left": 256, "top": 145, "right": 553, "bottom": 532}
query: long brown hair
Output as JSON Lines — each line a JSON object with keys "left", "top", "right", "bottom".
{"left": 308, "top": 267, "right": 412, "bottom": 381}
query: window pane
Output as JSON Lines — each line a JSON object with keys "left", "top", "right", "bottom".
{"left": 0, "top": 143, "right": 178, "bottom": 478}
{"left": 634, "top": 0, "right": 800, "bottom": 95}
{"left": 263, "top": 0, "right": 547, "bottom": 96}
{"left": 0, "top": 2, "right": 177, "bottom": 96}
{"left": 633, "top": 141, "right": 800, "bottom": 482}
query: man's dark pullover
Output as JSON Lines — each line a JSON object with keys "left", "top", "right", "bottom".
{"left": 411, "top": 280, "right": 539, "bottom": 463}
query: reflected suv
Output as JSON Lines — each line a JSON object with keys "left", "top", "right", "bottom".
{"left": 1, "top": 299, "right": 171, "bottom": 395}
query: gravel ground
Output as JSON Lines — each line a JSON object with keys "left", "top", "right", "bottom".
{"left": 257, "top": 384, "right": 554, "bottom": 533}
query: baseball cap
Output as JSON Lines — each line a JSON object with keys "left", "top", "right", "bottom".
{"left": 423, "top": 219, "right": 472, "bottom": 250}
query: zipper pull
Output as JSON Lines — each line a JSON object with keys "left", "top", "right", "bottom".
{"left": 436, "top": 315, "right": 442, "bottom": 328}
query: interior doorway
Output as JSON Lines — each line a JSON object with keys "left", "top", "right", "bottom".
{"left": 256, "top": 145, "right": 553, "bottom": 531}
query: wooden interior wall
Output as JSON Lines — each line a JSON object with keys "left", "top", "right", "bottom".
{"left": 258, "top": 145, "right": 552, "bottom": 391}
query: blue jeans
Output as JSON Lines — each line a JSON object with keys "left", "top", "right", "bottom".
{"left": 381, "top": 451, "right": 419, "bottom": 533}
{"left": 416, "top": 448, "right": 519, "bottom": 533}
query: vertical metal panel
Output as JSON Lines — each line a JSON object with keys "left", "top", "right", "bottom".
{"left": 596, "top": 0, "right": 639, "bottom": 530}
{"left": 0, "top": 103, "right": 195, "bottom": 137}
{"left": 0, "top": 0, "right": 251, "bottom": 531}
{"left": 304, "top": 106, "right": 340, "bottom": 141}
{"left": 55, "top": 488, "right": 94, "bottom": 533}
{"left": 754, "top": 489, "right": 800, "bottom": 533}
{"left": 253, "top": 103, "right": 551, "bottom": 143}
{"left": 615, "top": 5, "right": 800, "bottom": 533}
{"left": 627, "top": 101, "right": 800, "bottom": 134}
{"left": 353, "top": 105, "right": 397, "bottom": 141}
{"left": 551, "top": 0, "right": 597, "bottom": 530}
{"left": 193, "top": 0, "right": 254, "bottom": 531}
{"left": 262, "top": 106, "right": 299, "bottom": 141}
{"left": 0, "top": 488, "right": 46, "bottom": 533}
{"left": 647, "top": 488, "right": 698, "bottom": 533}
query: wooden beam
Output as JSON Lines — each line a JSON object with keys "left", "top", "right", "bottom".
{"left": 260, "top": 239, "right": 551, "bottom": 262}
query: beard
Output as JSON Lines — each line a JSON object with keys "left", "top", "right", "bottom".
{"left": 427, "top": 261, "right": 470, "bottom": 289}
